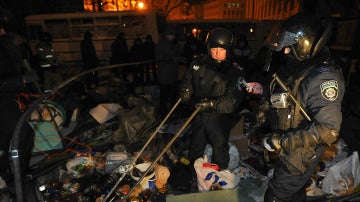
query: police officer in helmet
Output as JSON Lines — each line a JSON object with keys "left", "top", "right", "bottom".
{"left": 36, "top": 32, "right": 61, "bottom": 91}
{"left": 180, "top": 27, "right": 244, "bottom": 174}
{"left": 246, "top": 12, "right": 345, "bottom": 201}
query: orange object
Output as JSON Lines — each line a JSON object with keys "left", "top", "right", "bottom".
{"left": 202, "top": 163, "right": 220, "bottom": 171}
{"left": 155, "top": 165, "right": 170, "bottom": 189}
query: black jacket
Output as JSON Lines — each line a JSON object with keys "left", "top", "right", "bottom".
{"left": 80, "top": 38, "right": 98, "bottom": 69}
{"left": 181, "top": 55, "right": 244, "bottom": 114}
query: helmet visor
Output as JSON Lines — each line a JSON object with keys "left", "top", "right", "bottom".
{"left": 265, "top": 23, "right": 298, "bottom": 51}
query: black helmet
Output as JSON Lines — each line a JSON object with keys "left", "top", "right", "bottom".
{"left": 265, "top": 12, "right": 332, "bottom": 61}
{"left": 206, "top": 27, "right": 233, "bottom": 52}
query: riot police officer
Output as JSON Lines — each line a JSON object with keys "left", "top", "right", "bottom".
{"left": 36, "top": 32, "right": 61, "bottom": 91}
{"left": 246, "top": 13, "right": 345, "bottom": 201}
{"left": 180, "top": 27, "right": 244, "bottom": 171}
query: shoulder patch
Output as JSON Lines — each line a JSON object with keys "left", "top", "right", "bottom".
{"left": 320, "top": 80, "right": 338, "bottom": 101}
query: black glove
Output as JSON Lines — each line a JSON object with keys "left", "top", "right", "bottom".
{"left": 281, "top": 131, "right": 319, "bottom": 151}
{"left": 180, "top": 88, "right": 191, "bottom": 102}
{"left": 195, "top": 99, "right": 214, "bottom": 111}
{"left": 262, "top": 133, "right": 282, "bottom": 152}
{"left": 23, "top": 70, "right": 39, "bottom": 84}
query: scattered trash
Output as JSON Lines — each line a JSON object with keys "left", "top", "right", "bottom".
{"left": 90, "top": 103, "right": 123, "bottom": 124}
{"left": 322, "top": 151, "right": 360, "bottom": 196}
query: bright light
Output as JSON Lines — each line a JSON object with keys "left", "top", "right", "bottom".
{"left": 249, "top": 27, "right": 254, "bottom": 33}
{"left": 138, "top": 2, "right": 145, "bottom": 9}
{"left": 304, "top": 39, "right": 310, "bottom": 46}
{"left": 39, "top": 185, "right": 46, "bottom": 192}
{"left": 192, "top": 28, "right": 197, "bottom": 37}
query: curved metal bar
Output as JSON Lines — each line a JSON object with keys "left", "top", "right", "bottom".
{"left": 103, "top": 98, "right": 182, "bottom": 202}
{"left": 122, "top": 107, "right": 201, "bottom": 201}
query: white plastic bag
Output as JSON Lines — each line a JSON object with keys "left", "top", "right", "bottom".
{"left": 194, "top": 157, "right": 240, "bottom": 192}
{"left": 322, "top": 151, "right": 360, "bottom": 195}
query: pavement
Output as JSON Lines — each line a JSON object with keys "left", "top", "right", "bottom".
{"left": 167, "top": 178, "right": 267, "bottom": 202}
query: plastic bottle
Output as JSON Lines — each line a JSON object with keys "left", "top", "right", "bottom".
{"left": 166, "top": 150, "right": 178, "bottom": 164}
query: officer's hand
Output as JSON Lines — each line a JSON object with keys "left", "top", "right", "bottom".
{"left": 180, "top": 88, "right": 191, "bottom": 102}
{"left": 247, "top": 82, "right": 263, "bottom": 95}
{"left": 23, "top": 70, "right": 39, "bottom": 84}
{"left": 262, "top": 133, "right": 282, "bottom": 152}
{"left": 195, "top": 99, "right": 214, "bottom": 111}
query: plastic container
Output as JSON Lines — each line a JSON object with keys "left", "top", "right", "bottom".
{"left": 130, "top": 162, "right": 156, "bottom": 190}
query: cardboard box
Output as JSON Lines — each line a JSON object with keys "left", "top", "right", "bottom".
{"left": 89, "top": 103, "right": 123, "bottom": 124}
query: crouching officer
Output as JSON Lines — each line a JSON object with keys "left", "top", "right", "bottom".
{"left": 180, "top": 27, "right": 245, "bottom": 171}
{"left": 246, "top": 13, "right": 345, "bottom": 201}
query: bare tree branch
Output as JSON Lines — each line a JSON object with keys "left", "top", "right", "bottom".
{"left": 164, "top": 0, "right": 186, "bottom": 18}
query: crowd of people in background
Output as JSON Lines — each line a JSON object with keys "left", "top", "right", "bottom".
{"left": 80, "top": 31, "right": 99, "bottom": 89}
{"left": 26, "top": 25, "right": 261, "bottom": 92}
{"left": 109, "top": 32, "right": 158, "bottom": 85}
{"left": 155, "top": 25, "right": 182, "bottom": 119}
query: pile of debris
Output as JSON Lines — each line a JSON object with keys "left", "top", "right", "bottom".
{"left": 2, "top": 69, "right": 360, "bottom": 202}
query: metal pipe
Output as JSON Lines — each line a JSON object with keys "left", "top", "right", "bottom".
{"left": 122, "top": 107, "right": 201, "bottom": 201}
{"left": 103, "top": 98, "right": 182, "bottom": 202}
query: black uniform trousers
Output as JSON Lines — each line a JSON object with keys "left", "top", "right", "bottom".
{"left": 159, "top": 82, "right": 178, "bottom": 119}
{"left": 266, "top": 145, "right": 325, "bottom": 202}
{"left": 189, "top": 110, "right": 233, "bottom": 170}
